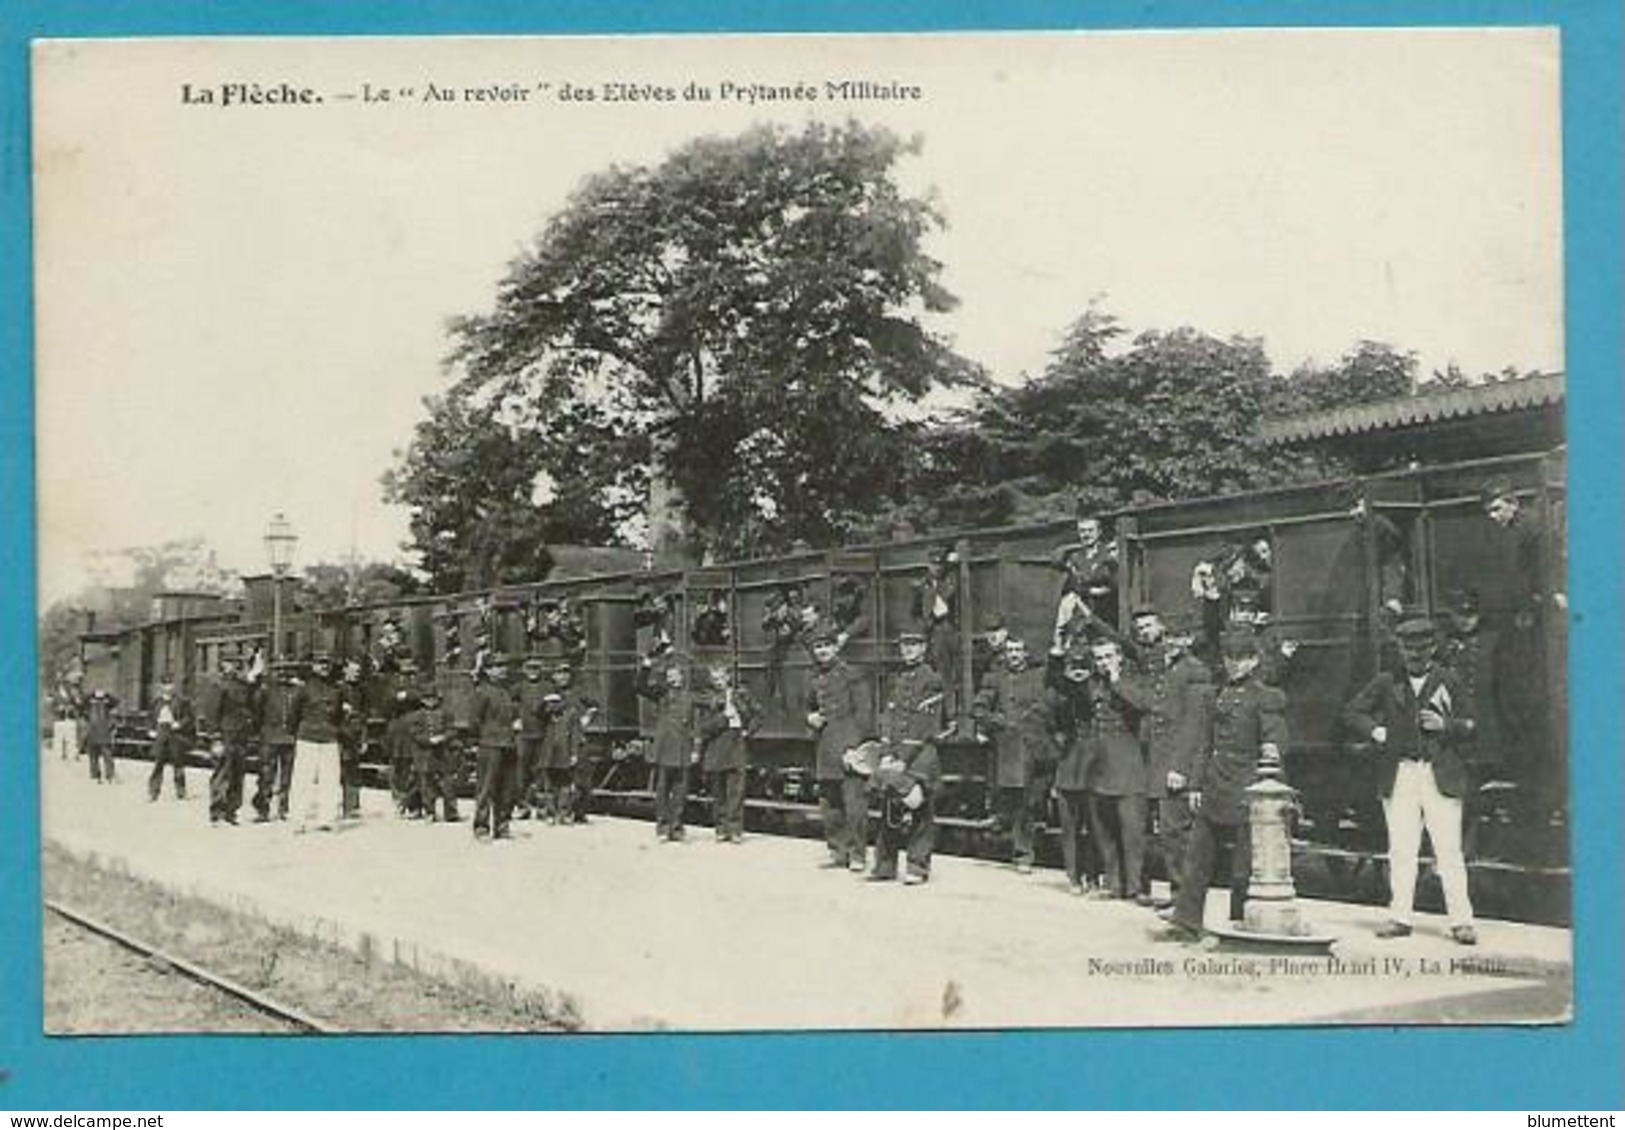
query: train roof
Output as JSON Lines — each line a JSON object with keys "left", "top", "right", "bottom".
{"left": 1260, "top": 371, "right": 1564, "bottom": 450}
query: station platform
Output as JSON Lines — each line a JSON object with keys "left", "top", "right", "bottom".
{"left": 40, "top": 752, "right": 1572, "bottom": 1031}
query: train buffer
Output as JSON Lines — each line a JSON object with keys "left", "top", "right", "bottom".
{"left": 39, "top": 751, "right": 1571, "bottom": 1031}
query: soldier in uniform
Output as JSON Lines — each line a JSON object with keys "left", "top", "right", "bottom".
{"left": 638, "top": 655, "right": 698, "bottom": 843}
{"left": 1053, "top": 514, "right": 1118, "bottom": 652}
{"left": 869, "top": 630, "right": 947, "bottom": 883}
{"left": 1132, "top": 607, "right": 1210, "bottom": 907}
{"left": 1050, "top": 644, "right": 1099, "bottom": 895}
{"left": 539, "top": 662, "right": 598, "bottom": 825}
{"left": 146, "top": 675, "right": 194, "bottom": 802}
{"left": 1081, "top": 638, "right": 1152, "bottom": 901}
{"left": 202, "top": 651, "right": 257, "bottom": 826}
{"left": 806, "top": 626, "right": 876, "bottom": 872}
{"left": 288, "top": 654, "right": 345, "bottom": 832}
{"left": 1157, "top": 630, "right": 1287, "bottom": 942}
{"left": 83, "top": 689, "right": 118, "bottom": 783}
{"left": 251, "top": 660, "right": 299, "bottom": 822}
{"left": 513, "top": 656, "right": 551, "bottom": 819}
{"left": 697, "top": 661, "right": 760, "bottom": 843}
{"left": 466, "top": 653, "right": 521, "bottom": 841}
{"left": 411, "top": 682, "right": 461, "bottom": 823}
{"left": 912, "top": 547, "right": 960, "bottom": 713}
{"left": 1344, "top": 617, "right": 1479, "bottom": 945}
{"left": 337, "top": 658, "right": 369, "bottom": 819}
{"left": 972, "top": 637, "right": 1064, "bottom": 875}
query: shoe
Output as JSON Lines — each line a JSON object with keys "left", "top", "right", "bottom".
{"left": 252, "top": 813, "right": 270, "bottom": 825}
{"left": 1449, "top": 925, "right": 1479, "bottom": 946}
{"left": 848, "top": 858, "right": 867, "bottom": 874}
{"left": 1152, "top": 922, "right": 1204, "bottom": 944}
{"left": 902, "top": 872, "right": 928, "bottom": 886}
{"left": 716, "top": 830, "right": 727, "bottom": 842}
{"left": 1068, "top": 881, "right": 1085, "bottom": 897}
{"left": 821, "top": 855, "right": 850, "bottom": 870}
{"left": 1151, "top": 896, "right": 1176, "bottom": 911}
{"left": 867, "top": 871, "right": 897, "bottom": 883}
{"left": 516, "top": 807, "right": 532, "bottom": 821}
{"left": 1086, "top": 887, "right": 1119, "bottom": 902}
{"left": 1375, "top": 920, "right": 1413, "bottom": 939}
{"left": 1134, "top": 893, "right": 1157, "bottom": 908}
{"left": 671, "top": 830, "right": 686, "bottom": 842}
{"left": 1015, "top": 861, "right": 1033, "bottom": 875}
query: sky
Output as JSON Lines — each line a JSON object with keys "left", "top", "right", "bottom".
{"left": 32, "top": 29, "right": 1563, "bottom": 604}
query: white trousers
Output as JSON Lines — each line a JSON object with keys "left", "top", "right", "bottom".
{"left": 293, "top": 739, "right": 343, "bottom": 829}
{"left": 52, "top": 719, "right": 80, "bottom": 760}
{"left": 1382, "top": 759, "right": 1474, "bottom": 927}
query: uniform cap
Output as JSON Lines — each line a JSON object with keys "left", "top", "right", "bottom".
{"left": 808, "top": 626, "right": 837, "bottom": 645}
{"left": 1395, "top": 618, "right": 1437, "bottom": 642}
{"left": 897, "top": 629, "right": 926, "bottom": 644}
{"left": 1130, "top": 601, "right": 1161, "bottom": 620}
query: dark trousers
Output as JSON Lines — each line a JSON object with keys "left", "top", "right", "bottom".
{"left": 473, "top": 743, "right": 517, "bottom": 837}
{"left": 388, "top": 718, "right": 420, "bottom": 815}
{"left": 819, "top": 775, "right": 868, "bottom": 864}
{"left": 1157, "top": 794, "right": 1195, "bottom": 893}
{"left": 1172, "top": 814, "right": 1253, "bottom": 934}
{"left": 874, "top": 792, "right": 936, "bottom": 877}
{"left": 253, "top": 741, "right": 296, "bottom": 819}
{"left": 1000, "top": 781, "right": 1047, "bottom": 866}
{"left": 422, "top": 741, "right": 461, "bottom": 821}
{"left": 711, "top": 767, "right": 746, "bottom": 839}
{"left": 517, "top": 737, "right": 543, "bottom": 812}
{"left": 341, "top": 741, "right": 363, "bottom": 817}
{"left": 1089, "top": 792, "right": 1148, "bottom": 897}
{"left": 1056, "top": 788, "right": 1094, "bottom": 885}
{"left": 147, "top": 729, "right": 187, "bottom": 799}
{"left": 654, "top": 764, "right": 689, "bottom": 838}
{"left": 86, "top": 739, "right": 115, "bottom": 782}
{"left": 209, "top": 740, "right": 247, "bottom": 821}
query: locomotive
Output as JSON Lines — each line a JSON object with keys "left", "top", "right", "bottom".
{"left": 74, "top": 378, "right": 1569, "bottom": 925}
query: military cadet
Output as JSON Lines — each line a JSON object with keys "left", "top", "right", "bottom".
{"left": 251, "top": 660, "right": 299, "bottom": 822}
{"left": 696, "top": 661, "right": 760, "bottom": 843}
{"left": 373, "top": 647, "right": 421, "bottom": 818}
{"left": 83, "top": 689, "right": 118, "bottom": 783}
{"left": 202, "top": 651, "right": 257, "bottom": 826}
{"left": 538, "top": 662, "right": 598, "bottom": 825}
{"left": 411, "top": 682, "right": 461, "bottom": 823}
{"left": 1132, "top": 607, "right": 1210, "bottom": 907}
{"left": 338, "top": 658, "right": 369, "bottom": 819}
{"left": 806, "top": 626, "right": 876, "bottom": 872}
{"left": 1050, "top": 644, "right": 1097, "bottom": 894}
{"left": 1053, "top": 514, "right": 1118, "bottom": 651}
{"left": 1343, "top": 617, "right": 1479, "bottom": 945}
{"left": 288, "top": 653, "right": 345, "bottom": 832}
{"left": 972, "top": 637, "right": 1065, "bottom": 875}
{"left": 1082, "top": 638, "right": 1152, "bottom": 902}
{"left": 146, "top": 675, "right": 194, "bottom": 802}
{"left": 638, "top": 655, "right": 698, "bottom": 842}
{"left": 466, "top": 653, "right": 521, "bottom": 841}
{"left": 870, "top": 630, "right": 948, "bottom": 883}
{"left": 912, "top": 547, "right": 961, "bottom": 712}
{"left": 513, "top": 656, "right": 551, "bottom": 819}
{"left": 1157, "top": 630, "right": 1287, "bottom": 943}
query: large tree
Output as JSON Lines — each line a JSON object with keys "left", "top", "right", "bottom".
{"left": 437, "top": 120, "right": 982, "bottom": 562}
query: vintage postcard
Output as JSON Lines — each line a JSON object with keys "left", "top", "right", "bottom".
{"left": 33, "top": 30, "right": 1568, "bottom": 1034}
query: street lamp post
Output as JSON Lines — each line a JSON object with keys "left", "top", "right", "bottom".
{"left": 264, "top": 513, "right": 299, "bottom": 665}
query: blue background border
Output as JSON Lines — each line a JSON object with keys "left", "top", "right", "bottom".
{"left": 2, "top": 0, "right": 1619, "bottom": 1110}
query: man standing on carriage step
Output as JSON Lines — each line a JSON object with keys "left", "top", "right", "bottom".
{"left": 1156, "top": 630, "right": 1286, "bottom": 943}
{"left": 1053, "top": 512, "right": 1119, "bottom": 652}
{"left": 1343, "top": 617, "right": 1479, "bottom": 945}
{"left": 807, "top": 625, "right": 876, "bottom": 872}
{"left": 203, "top": 650, "right": 257, "bottom": 826}
{"left": 870, "top": 630, "right": 948, "bottom": 882}
{"left": 467, "top": 653, "right": 521, "bottom": 841}
{"left": 1132, "top": 606, "right": 1210, "bottom": 906}
{"left": 912, "top": 546, "right": 961, "bottom": 715}
{"left": 972, "top": 637, "right": 1065, "bottom": 876}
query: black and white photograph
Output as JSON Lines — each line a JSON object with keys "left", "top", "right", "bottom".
{"left": 32, "top": 29, "right": 1569, "bottom": 1033}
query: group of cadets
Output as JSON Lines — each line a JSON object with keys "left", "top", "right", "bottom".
{"left": 57, "top": 478, "right": 1555, "bottom": 946}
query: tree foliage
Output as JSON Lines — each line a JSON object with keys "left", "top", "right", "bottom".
{"left": 435, "top": 120, "right": 982, "bottom": 563}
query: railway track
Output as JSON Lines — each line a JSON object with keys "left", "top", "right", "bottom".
{"left": 44, "top": 898, "right": 341, "bottom": 1035}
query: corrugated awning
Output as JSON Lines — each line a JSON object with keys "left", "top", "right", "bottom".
{"left": 1261, "top": 372, "right": 1564, "bottom": 445}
